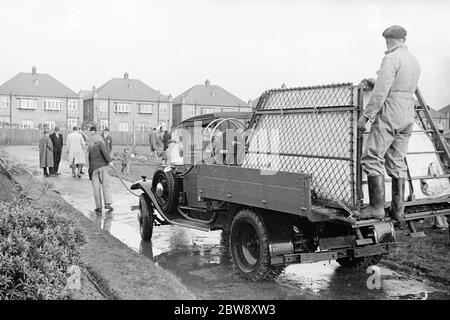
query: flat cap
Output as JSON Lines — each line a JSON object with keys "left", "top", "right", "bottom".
{"left": 90, "top": 126, "right": 97, "bottom": 132}
{"left": 382, "top": 25, "right": 407, "bottom": 39}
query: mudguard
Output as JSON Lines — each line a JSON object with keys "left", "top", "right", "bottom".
{"left": 130, "top": 179, "right": 153, "bottom": 195}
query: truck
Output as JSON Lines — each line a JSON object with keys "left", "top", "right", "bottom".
{"left": 131, "top": 83, "right": 450, "bottom": 281}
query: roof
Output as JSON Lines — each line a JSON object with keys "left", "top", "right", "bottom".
{"left": 438, "top": 104, "right": 450, "bottom": 115}
{"left": 0, "top": 72, "right": 79, "bottom": 98}
{"left": 91, "top": 75, "right": 170, "bottom": 102}
{"left": 430, "top": 107, "right": 446, "bottom": 119}
{"left": 173, "top": 80, "right": 248, "bottom": 107}
{"left": 178, "top": 112, "right": 253, "bottom": 127}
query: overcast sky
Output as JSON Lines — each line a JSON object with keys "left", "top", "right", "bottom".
{"left": 1, "top": 0, "right": 449, "bottom": 108}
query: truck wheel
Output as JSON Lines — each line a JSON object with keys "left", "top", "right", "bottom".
{"left": 152, "top": 167, "right": 179, "bottom": 215}
{"left": 139, "top": 194, "right": 154, "bottom": 241}
{"left": 230, "top": 209, "right": 284, "bottom": 281}
{"left": 336, "top": 255, "right": 383, "bottom": 271}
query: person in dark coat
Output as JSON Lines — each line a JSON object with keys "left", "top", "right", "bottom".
{"left": 101, "top": 127, "right": 113, "bottom": 154}
{"left": 88, "top": 126, "right": 113, "bottom": 213}
{"left": 49, "top": 126, "right": 63, "bottom": 175}
{"left": 162, "top": 130, "right": 171, "bottom": 151}
{"left": 39, "top": 129, "right": 54, "bottom": 177}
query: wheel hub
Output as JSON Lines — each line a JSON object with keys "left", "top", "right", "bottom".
{"left": 156, "top": 182, "right": 164, "bottom": 197}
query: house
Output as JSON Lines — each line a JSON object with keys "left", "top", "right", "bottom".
{"left": 172, "top": 79, "right": 251, "bottom": 126}
{"left": 437, "top": 104, "right": 450, "bottom": 130}
{"left": 0, "top": 66, "right": 82, "bottom": 129}
{"left": 82, "top": 73, "right": 172, "bottom": 132}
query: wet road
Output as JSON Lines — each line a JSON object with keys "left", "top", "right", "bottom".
{"left": 2, "top": 145, "right": 449, "bottom": 300}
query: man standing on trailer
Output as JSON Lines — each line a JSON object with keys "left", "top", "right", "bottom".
{"left": 356, "top": 25, "right": 421, "bottom": 222}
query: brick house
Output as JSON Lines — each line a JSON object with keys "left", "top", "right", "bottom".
{"left": 0, "top": 66, "right": 82, "bottom": 129}
{"left": 82, "top": 73, "right": 172, "bottom": 132}
{"left": 172, "top": 79, "right": 251, "bottom": 126}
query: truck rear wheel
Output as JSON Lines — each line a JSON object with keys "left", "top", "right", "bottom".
{"left": 336, "top": 255, "right": 383, "bottom": 271}
{"left": 230, "top": 209, "right": 284, "bottom": 281}
{"left": 139, "top": 194, "right": 154, "bottom": 241}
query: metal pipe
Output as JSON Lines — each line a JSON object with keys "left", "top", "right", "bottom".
{"left": 177, "top": 206, "right": 217, "bottom": 224}
{"left": 247, "top": 150, "right": 352, "bottom": 162}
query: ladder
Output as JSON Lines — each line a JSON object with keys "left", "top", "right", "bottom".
{"left": 405, "top": 88, "right": 450, "bottom": 236}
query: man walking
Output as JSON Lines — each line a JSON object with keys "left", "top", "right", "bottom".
{"left": 49, "top": 126, "right": 63, "bottom": 175}
{"left": 88, "top": 126, "right": 113, "bottom": 213}
{"left": 356, "top": 25, "right": 421, "bottom": 222}
{"left": 67, "top": 126, "right": 86, "bottom": 178}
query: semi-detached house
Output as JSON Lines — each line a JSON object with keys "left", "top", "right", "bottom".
{"left": 82, "top": 73, "right": 172, "bottom": 132}
{"left": 0, "top": 66, "right": 81, "bottom": 129}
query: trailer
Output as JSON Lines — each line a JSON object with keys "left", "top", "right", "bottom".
{"left": 131, "top": 83, "right": 450, "bottom": 281}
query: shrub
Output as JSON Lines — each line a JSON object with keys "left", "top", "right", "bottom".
{"left": 0, "top": 201, "right": 86, "bottom": 300}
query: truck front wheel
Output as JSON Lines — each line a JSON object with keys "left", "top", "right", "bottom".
{"left": 138, "top": 194, "right": 154, "bottom": 241}
{"left": 229, "top": 209, "right": 284, "bottom": 281}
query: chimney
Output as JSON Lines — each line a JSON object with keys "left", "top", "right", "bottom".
{"left": 92, "top": 86, "right": 96, "bottom": 91}
{"left": 281, "top": 83, "right": 287, "bottom": 89}
{"left": 205, "top": 79, "right": 210, "bottom": 86}
{"left": 32, "top": 66, "right": 36, "bottom": 75}
{"left": 248, "top": 99, "right": 252, "bottom": 107}
{"left": 124, "top": 72, "right": 129, "bottom": 80}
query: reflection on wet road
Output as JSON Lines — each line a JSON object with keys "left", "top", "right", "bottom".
{"left": 2, "top": 145, "right": 449, "bottom": 300}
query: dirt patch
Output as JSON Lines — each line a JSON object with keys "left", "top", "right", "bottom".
{"left": 0, "top": 156, "right": 196, "bottom": 300}
{"left": 382, "top": 223, "right": 450, "bottom": 288}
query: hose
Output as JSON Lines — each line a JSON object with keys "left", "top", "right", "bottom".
{"left": 108, "top": 164, "right": 141, "bottom": 197}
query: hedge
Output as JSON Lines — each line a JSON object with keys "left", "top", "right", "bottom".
{"left": 0, "top": 201, "right": 85, "bottom": 300}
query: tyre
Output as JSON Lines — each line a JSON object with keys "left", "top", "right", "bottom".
{"left": 229, "top": 209, "right": 285, "bottom": 281}
{"left": 139, "top": 194, "right": 154, "bottom": 241}
{"left": 151, "top": 167, "right": 179, "bottom": 215}
{"left": 336, "top": 255, "right": 383, "bottom": 271}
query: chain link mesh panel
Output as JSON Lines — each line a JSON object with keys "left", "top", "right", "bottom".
{"left": 260, "top": 83, "right": 355, "bottom": 110}
{"left": 243, "top": 83, "right": 358, "bottom": 208}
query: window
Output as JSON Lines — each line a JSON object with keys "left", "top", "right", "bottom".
{"left": 139, "top": 104, "right": 153, "bottom": 114}
{"left": 138, "top": 123, "right": 151, "bottom": 131}
{"left": 22, "top": 120, "right": 33, "bottom": 129}
{"left": 240, "top": 107, "right": 253, "bottom": 112}
{"left": 99, "top": 120, "right": 109, "bottom": 130}
{"left": 17, "top": 99, "right": 37, "bottom": 110}
{"left": 99, "top": 102, "right": 108, "bottom": 112}
{"left": 201, "top": 107, "right": 214, "bottom": 115}
{"left": 43, "top": 121, "right": 55, "bottom": 130}
{"left": 43, "top": 99, "right": 62, "bottom": 111}
{"left": 118, "top": 122, "right": 129, "bottom": 132}
{"left": 114, "top": 103, "right": 131, "bottom": 113}
{"left": 159, "top": 103, "right": 168, "bottom": 113}
{"left": 67, "top": 118, "right": 77, "bottom": 130}
{"left": 68, "top": 100, "right": 77, "bottom": 110}
{"left": 0, "top": 116, "right": 10, "bottom": 125}
{"left": 0, "top": 97, "right": 9, "bottom": 108}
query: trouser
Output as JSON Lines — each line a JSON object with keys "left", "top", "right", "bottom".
{"left": 91, "top": 166, "right": 112, "bottom": 209}
{"left": 43, "top": 168, "right": 52, "bottom": 176}
{"left": 362, "top": 115, "right": 413, "bottom": 179}
{"left": 51, "top": 151, "right": 61, "bottom": 173}
{"left": 121, "top": 163, "right": 130, "bottom": 174}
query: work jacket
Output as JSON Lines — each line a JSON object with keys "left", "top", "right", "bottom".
{"left": 88, "top": 141, "right": 111, "bottom": 180}
{"left": 363, "top": 44, "right": 421, "bottom": 128}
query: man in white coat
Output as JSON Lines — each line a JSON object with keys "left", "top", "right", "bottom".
{"left": 356, "top": 25, "right": 421, "bottom": 222}
{"left": 67, "top": 126, "right": 86, "bottom": 178}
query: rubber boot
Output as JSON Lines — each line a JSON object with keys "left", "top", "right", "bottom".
{"left": 356, "top": 175, "right": 385, "bottom": 219}
{"left": 391, "top": 177, "right": 405, "bottom": 222}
